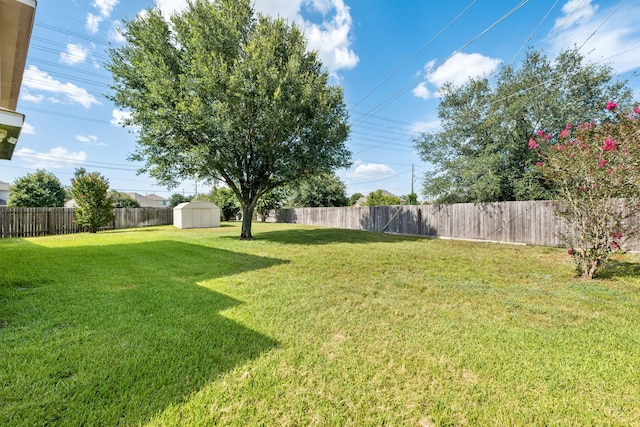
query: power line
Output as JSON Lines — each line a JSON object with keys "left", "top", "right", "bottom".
{"left": 349, "top": 0, "right": 478, "bottom": 112}
{"left": 349, "top": 0, "right": 530, "bottom": 129}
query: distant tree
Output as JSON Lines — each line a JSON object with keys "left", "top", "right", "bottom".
{"left": 414, "top": 48, "right": 633, "bottom": 203}
{"left": 107, "top": 0, "right": 350, "bottom": 239}
{"left": 168, "top": 193, "right": 192, "bottom": 207}
{"left": 71, "top": 168, "right": 115, "bottom": 233}
{"left": 256, "top": 188, "right": 285, "bottom": 222}
{"left": 8, "top": 170, "right": 65, "bottom": 207}
{"left": 364, "top": 190, "right": 402, "bottom": 206}
{"left": 288, "top": 173, "right": 349, "bottom": 207}
{"left": 109, "top": 191, "right": 140, "bottom": 208}
{"left": 209, "top": 187, "right": 241, "bottom": 221}
{"left": 348, "top": 192, "right": 364, "bottom": 206}
{"left": 405, "top": 192, "right": 419, "bottom": 205}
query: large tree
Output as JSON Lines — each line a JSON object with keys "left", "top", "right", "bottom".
{"left": 8, "top": 170, "right": 65, "bottom": 207}
{"left": 414, "top": 49, "right": 633, "bottom": 203}
{"left": 107, "top": 0, "right": 350, "bottom": 239}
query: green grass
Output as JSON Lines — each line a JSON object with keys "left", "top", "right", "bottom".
{"left": 1, "top": 223, "right": 639, "bottom": 426}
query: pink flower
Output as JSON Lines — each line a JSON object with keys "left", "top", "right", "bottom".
{"left": 603, "top": 139, "right": 616, "bottom": 151}
{"left": 567, "top": 248, "right": 575, "bottom": 256}
{"left": 559, "top": 129, "right": 570, "bottom": 138}
{"left": 565, "top": 123, "right": 573, "bottom": 129}
{"left": 597, "top": 159, "right": 606, "bottom": 168}
{"left": 634, "top": 107, "right": 640, "bottom": 115}
{"left": 606, "top": 101, "right": 617, "bottom": 110}
{"left": 537, "top": 129, "right": 545, "bottom": 137}
{"left": 544, "top": 133, "right": 552, "bottom": 141}
{"left": 528, "top": 138, "right": 539, "bottom": 149}
{"left": 535, "top": 161, "right": 542, "bottom": 167}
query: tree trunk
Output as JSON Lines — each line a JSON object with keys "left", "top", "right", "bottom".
{"left": 240, "top": 204, "right": 254, "bottom": 240}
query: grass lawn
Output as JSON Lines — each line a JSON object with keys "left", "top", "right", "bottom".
{"left": 1, "top": 223, "right": 639, "bottom": 426}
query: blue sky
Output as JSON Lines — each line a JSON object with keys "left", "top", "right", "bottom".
{"left": 5, "top": 0, "right": 640, "bottom": 199}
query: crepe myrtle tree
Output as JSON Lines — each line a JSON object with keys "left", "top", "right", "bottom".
{"left": 107, "top": 0, "right": 351, "bottom": 239}
{"left": 530, "top": 102, "right": 640, "bottom": 279}
{"left": 71, "top": 168, "right": 115, "bottom": 233}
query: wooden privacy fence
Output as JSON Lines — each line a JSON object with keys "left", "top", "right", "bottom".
{"left": 276, "top": 200, "right": 640, "bottom": 251}
{"left": 0, "top": 207, "right": 173, "bottom": 238}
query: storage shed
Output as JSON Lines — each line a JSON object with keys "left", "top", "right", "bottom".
{"left": 173, "top": 201, "right": 220, "bottom": 229}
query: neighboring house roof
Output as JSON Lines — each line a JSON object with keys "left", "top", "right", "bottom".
{"left": 126, "top": 193, "right": 166, "bottom": 208}
{"left": 144, "top": 193, "right": 166, "bottom": 201}
{"left": 0, "top": 180, "right": 9, "bottom": 191}
{"left": 64, "top": 199, "right": 78, "bottom": 208}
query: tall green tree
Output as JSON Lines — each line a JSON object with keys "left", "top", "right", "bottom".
{"left": 414, "top": 48, "right": 633, "bottom": 203}
{"left": 364, "top": 190, "right": 402, "bottom": 206}
{"left": 255, "top": 188, "right": 285, "bottom": 221}
{"left": 208, "top": 187, "right": 241, "bottom": 221}
{"left": 8, "top": 170, "right": 65, "bottom": 207}
{"left": 107, "top": 0, "right": 350, "bottom": 239}
{"left": 288, "top": 173, "right": 348, "bottom": 207}
{"left": 71, "top": 168, "right": 115, "bottom": 233}
{"left": 168, "top": 193, "right": 192, "bottom": 207}
{"left": 109, "top": 190, "right": 140, "bottom": 208}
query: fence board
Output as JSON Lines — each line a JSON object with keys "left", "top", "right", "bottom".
{"left": 275, "top": 201, "right": 640, "bottom": 251}
{"left": 0, "top": 207, "right": 173, "bottom": 238}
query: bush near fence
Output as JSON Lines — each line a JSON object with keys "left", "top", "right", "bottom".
{"left": 275, "top": 200, "right": 640, "bottom": 251}
{"left": 0, "top": 207, "right": 173, "bottom": 238}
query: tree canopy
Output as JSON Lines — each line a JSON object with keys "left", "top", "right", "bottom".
{"left": 288, "top": 173, "right": 348, "bottom": 207}
{"left": 413, "top": 48, "right": 633, "bottom": 203}
{"left": 109, "top": 191, "right": 140, "bottom": 208}
{"left": 8, "top": 170, "right": 65, "bottom": 207}
{"left": 364, "top": 190, "right": 402, "bottom": 206}
{"left": 108, "top": 0, "right": 350, "bottom": 239}
{"left": 71, "top": 168, "right": 115, "bottom": 233}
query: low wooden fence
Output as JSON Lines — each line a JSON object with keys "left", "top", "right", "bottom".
{"left": 276, "top": 201, "right": 640, "bottom": 251}
{"left": 0, "top": 207, "right": 173, "bottom": 238}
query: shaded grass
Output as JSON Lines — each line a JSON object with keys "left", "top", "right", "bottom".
{"left": 1, "top": 223, "right": 640, "bottom": 426}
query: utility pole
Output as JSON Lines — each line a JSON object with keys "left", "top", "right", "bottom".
{"left": 411, "top": 164, "right": 415, "bottom": 194}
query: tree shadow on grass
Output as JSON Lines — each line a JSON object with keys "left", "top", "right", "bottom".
{"left": 598, "top": 261, "right": 640, "bottom": 279}
{"left": 242, "top": 226, "right": 424, "bottom": 245}
{"left": 0, "top": 240, "right": 284, "bottom": 426}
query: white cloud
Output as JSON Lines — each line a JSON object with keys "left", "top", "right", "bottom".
{"left": 153, "top": 0, "right": 188, "bottom": 18}
{"left": 347, "top": 161, "right": 396, "bottom": 180}
{"left": 412, "top": 82, "right": 432, "bottom": 100}
{"left": 22, "top": 122, "right": 35, "bottom": 135}
{"left": 22, "top": 66, "right": 100, "bottom": 109}
{"left": 553, "top": 0, "right": 597, "bottom": 29}
{"left": 15, "top": 147, "right": 88, "bottom": 169}
{"left": 20, "top": 91, "right": 44, "bottom": 103}
{"left": 548, "top": 0, "right": 640, "bottom": 74}
{"left": 111, "top": 109, "right": 132, "bottom": 127}
{"left": 76, "top": 135, "right": 106, "bottom": 146}
{"left": 86, "top": 0, "right": 119, "bottom": 34}
{"left": 427, "top": 52, "right": 501, "bottom": 88}
{"left": 93, "top": 0, "right": 119, "bottom": 18}
{"left": 413, "top": 52, "right": 501, "bottom": 100}
{"left": 108, "top": 21, "right": 126, "bottom": 43}
{"left": 60, "top": 43, "right": 90, "bottom": 65}
{"left": 295, "top": 0, "right": 359, "bottom": 75}
{"left": 85, "top": 13, "right": 102, "bottom": 34}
